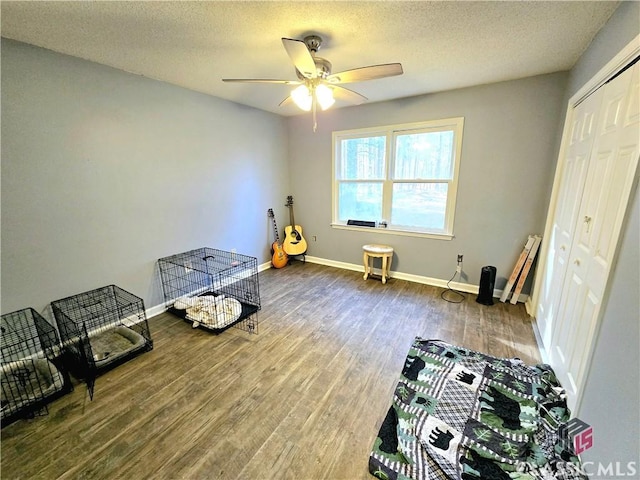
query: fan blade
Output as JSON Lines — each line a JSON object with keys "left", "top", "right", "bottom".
{"left": 279, "top": 96, "right": 293, "bottom": 107}
{"left": 282, "top": 38, "right": 317, "bottom": 79}
{"left": 222, "top": 78, "right": 300, "bottom": 85}
{"left": 326, "top": 63, "right": 403, "bottom": 84}
{"left": 332, "top": 85, "right": 368, "bottom": 105}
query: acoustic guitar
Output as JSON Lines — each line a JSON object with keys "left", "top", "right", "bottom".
{"left": 267, "top": 208, "right": 288, "bottom": 269}
{"left": 283, "top": 196, "right": 308, "bottom": 256}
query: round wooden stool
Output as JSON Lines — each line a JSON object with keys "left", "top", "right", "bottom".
{"left": 362, "top": 244, "right": 394, "bottom": 284}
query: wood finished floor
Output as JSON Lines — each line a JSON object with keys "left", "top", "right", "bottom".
{"left": 1, "top": 262, "right": 540, "bottom": 480}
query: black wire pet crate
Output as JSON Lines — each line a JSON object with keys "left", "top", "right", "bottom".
{"left": 158, "top": 248, "right": 260, "bottom": 334}
{"left": 51, "top": 285, "right": 153, "bottom": 399}
{"left": 1, "top": 308, "right": 73, "bottom": 427}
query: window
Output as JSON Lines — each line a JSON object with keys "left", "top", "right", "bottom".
{"left": 332, "top": 118, "right": 464, "bottom": 238}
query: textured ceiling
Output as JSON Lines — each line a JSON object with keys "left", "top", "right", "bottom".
{"left": 1, "top": 1, "right": 619, "bottom": 116}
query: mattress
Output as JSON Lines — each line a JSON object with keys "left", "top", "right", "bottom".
{"left": 369, "top": 338, "right": 587, "bottom": 480}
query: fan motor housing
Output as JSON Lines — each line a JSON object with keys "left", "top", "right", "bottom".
{"left": 296, "top": 56, "right": 332, "bottom": 80}
{"left": 304, "top": 35, "right": 323, "bottom": 53}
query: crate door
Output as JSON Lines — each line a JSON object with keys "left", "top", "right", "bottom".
{"left": 77, "top": 323, "right": 97, "bottom": 400}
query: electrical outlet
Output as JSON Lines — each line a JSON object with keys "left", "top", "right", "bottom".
{"left": 313, "top": 235, "right": 317, "bottom": 242}
{"left": 456, "top": 265, "right": 462, "bottom": 273}
{"left": 457, "top": 254, "right": 463, "bottom": 263}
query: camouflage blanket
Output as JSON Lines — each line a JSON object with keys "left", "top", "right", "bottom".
{"left": 369, "top": 338, "right": 586, "bottom": 480}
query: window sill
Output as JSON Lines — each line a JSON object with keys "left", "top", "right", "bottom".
{"left": 330, "top": 223, "right": 454, "bottom": 240}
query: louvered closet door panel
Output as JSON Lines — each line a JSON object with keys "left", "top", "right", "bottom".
{"left": 550, "top": 62, "right": 639, "bottom": 412}
{"left": 536, "top": 87, "right": 605, "bottom": 348}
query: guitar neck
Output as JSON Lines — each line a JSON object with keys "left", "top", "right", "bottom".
{"left": 289, "top": 206, "right": 296, "bottom": 228}
{"left": 272, "top": 217, "right": 281, "bottom": 243}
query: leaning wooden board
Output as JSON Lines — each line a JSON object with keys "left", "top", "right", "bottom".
{"left": 499, "top": 235, "right": 535, "bottom": 303}
{"left": 510, "top": 235, "right": 542, "bottom": 304}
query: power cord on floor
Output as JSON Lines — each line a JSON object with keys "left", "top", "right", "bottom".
{"left": 441, "top": 268, "right": 466, "bottom": 303}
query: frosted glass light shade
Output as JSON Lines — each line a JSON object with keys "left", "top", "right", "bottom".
{"left": 291, "top": 85, "right": 312, "bottom": 111}
{"left": 316, "top": 84, "right": 335, "bottom": 110}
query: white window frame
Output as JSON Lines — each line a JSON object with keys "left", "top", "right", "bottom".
{"left": 331, "top": 117, "right": 464, "bottom": 239}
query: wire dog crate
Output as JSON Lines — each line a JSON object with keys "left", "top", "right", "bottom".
{"left": 51, "top": 285, "right": 153, "bottom": 399}
{"left": 1, "top": 308, "right": 73, "bottom": 427}
{"left": 158, "top": 248, "right": 260, "bottom": 334}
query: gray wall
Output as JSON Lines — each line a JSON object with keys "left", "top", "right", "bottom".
{"left": 1, "top": 39, "right": 290, "bottom": 314}
{"left": 565, "top": 1, "right": 639, "bottom": 472}
{"left": 287, "top": 73, "right": 568, "bottom": 290}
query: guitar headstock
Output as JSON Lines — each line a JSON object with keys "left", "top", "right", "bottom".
{"left": 285, "top": 195, "right": 294, "bottom": 207}
{"left": 267, "top": 208, "right": 274, "bottom": 217}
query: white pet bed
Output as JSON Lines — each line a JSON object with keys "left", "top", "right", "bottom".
{"left": 173, "top": 295, "right": 242, "bottom": 331}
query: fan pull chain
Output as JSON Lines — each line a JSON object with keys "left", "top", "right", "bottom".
{"left": 312, "top": 95, "right": 318, "bottom": 132}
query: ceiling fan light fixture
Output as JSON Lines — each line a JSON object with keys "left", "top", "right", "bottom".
{"left": 291, "top": 84, "right": 312, "bottom": 111}
{"left": 224, "top": 35, "right": 402, "bottom": 130}
{"left": 316, "top": 84, "right": 335, "bottom": 110}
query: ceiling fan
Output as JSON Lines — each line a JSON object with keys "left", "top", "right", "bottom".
{"left": 222, "top": 35, "right": 403, "bottom": 131}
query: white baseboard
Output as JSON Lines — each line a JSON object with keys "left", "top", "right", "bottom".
{"left": 524, "top": 297, "right": 534, "bottom": 316}
{"left": 258, "top": 261, "right": 272, "bottom": 272}
{"left": 531, "top": 316, "right": 549, "bottom": 363}
{"left": 303, "top": 255, "right": 529, "bottom": 303}
{"left": 146, "top": 255, "right": 529, "bottom": 319}
{"left": 146, "top": 303, "right": 168, "bottom": 319}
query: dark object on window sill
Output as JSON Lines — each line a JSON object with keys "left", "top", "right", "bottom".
{"left": 347, "top": 220, "right": 376, "bottom": 227}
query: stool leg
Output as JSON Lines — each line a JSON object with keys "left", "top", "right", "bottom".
{"left": 382, "top": 255, "right": 388, "bottom": 284}
{"left": 386, "top": 254, "right": 392, "bottom": 280}
{"left": 363, "top": 252, "right": 369, "bottom": 280}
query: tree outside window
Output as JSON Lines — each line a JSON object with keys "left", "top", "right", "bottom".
{"left": 333, "top": 118, "right": 464, "bottom": 237}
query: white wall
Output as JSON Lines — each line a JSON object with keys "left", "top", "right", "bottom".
{"left": 287, "top": 73, "right": 567, "bottom": 292}
{"left": 1, "top": 39, "right": 290, "bottom": 314}
{"left": 563, "top": 1, "right": 640, "bottom": 472}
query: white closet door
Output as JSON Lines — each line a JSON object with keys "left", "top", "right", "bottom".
{"left": 535, "top": 87, "right": 604, "bottom": 348}
{"left": 550, "top": 62, "right": 639, "bottom": 412}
